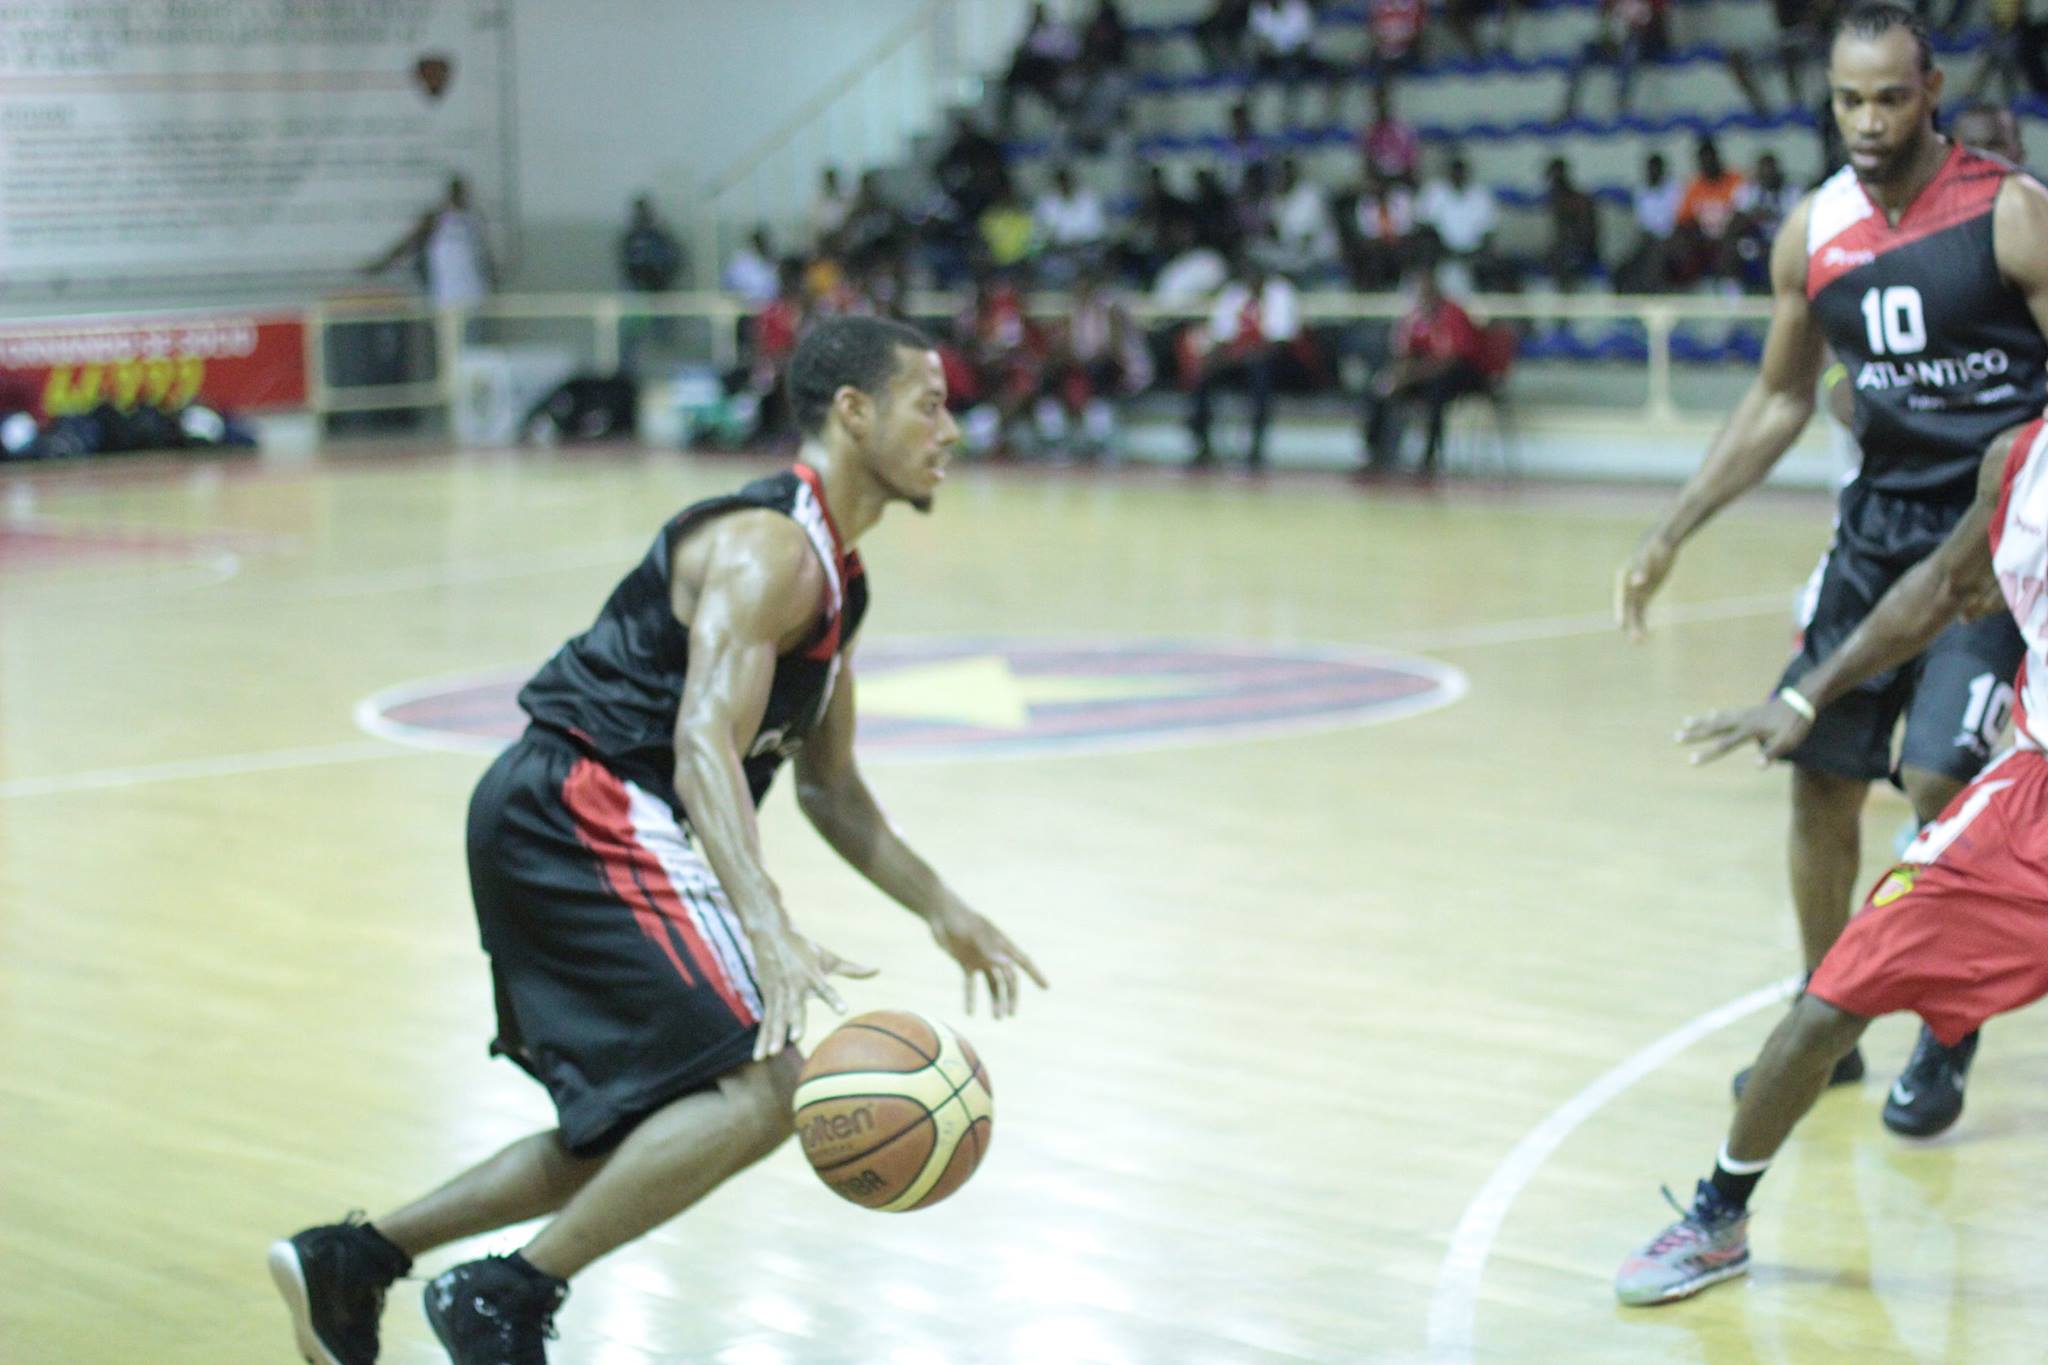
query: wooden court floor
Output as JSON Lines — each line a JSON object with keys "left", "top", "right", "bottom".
{"left": 4, "top": 445, "right": 2046, "bottom": 1364}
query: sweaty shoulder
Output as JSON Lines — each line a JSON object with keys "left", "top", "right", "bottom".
{"left": 1993, "top": 170, "right": 2048, "bottom": 290}
{"left": 671, "top": 509, "right": 828, "bottom": 648}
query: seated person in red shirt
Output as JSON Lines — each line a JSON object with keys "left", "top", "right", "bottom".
{"left": 1361, "top": 267, "right": 1489, "bottom": 474}
{"left": 1367, "top": 0, "right": 1429, "bottom": 77}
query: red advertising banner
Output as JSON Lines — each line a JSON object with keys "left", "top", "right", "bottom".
{"left": 0, "top": 313, "right": 308, "bottom": 419}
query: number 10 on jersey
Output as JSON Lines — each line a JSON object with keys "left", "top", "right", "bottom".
{"left": 1861, "top": 285, "right": 1928, "bottom": 356}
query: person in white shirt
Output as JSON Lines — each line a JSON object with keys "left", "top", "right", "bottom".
{"left": 1269, "top": 158, "right": 1341, "bottom": 282}
{"left": 1153, "top": 220, "right": 1231, "bottom": 305}
{"left": 1187, "top": 258, "right": 1300, "bottom": 468}
{"left": 807, "top": 167, "right": 851, "bottom": 254}
{"left": 721, "top": 227, "right": 780, "bottom": 307}
{"left": 1414, "top": 154, "right": 1503, "bottom": 292}
{"left": 366, "top": 175, "right": 495, "bottom": 309}
{"left": 1001, "top": 1, "right": 1082, "bottom": 131}
{"left": 1249, "top": 0, "right": 1335, "bottom": 126}
{"left": 1034, "top": 166, "right": 1109, "bottom": 284}
{"left": 1617, "top": 151, "right": 1681, "bottom": 291}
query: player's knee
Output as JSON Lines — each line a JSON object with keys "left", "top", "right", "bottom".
{"left": 1790, "top": 765, "right": 1866, "bottom": 829}
{"left": 1784, "top": 993, "right": 1867, "bottom": 1060}
{"left": 726, "top": 1050, "right": 801, "bottom": 1156}
{"left": 1899, "top": 765, "right": 1963, "bottom": 826}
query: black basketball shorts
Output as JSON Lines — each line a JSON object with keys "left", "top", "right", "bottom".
{"left": 1776, "top": 483, "right": 2024, "bottom": 786}
{"left": 466, "top": 727, "right": 764, "bottom": 1156}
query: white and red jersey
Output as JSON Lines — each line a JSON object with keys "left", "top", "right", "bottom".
{"left": 1990, "top": 418, "right": 2048, "bottom": 749}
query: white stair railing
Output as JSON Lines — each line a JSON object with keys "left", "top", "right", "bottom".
{"left": 696, "top": 0, "right": 1040, "bottom": 276}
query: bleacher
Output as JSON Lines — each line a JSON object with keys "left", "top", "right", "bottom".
{"left": 988, "top": 0, "right": 2046, "bottom": 341}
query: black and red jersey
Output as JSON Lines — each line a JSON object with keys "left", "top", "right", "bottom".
{"left": 518, "top": 464, "right": 866, "bottom": 820}
{"left": 1806, "top": 142, "right": 2048, "bottom": 502}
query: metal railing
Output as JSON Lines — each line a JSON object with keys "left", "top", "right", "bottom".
{"left": 305, "top": 288, "right": 1776, "bottom": 426}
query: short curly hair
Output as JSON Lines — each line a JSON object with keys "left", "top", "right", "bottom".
{"left": 786, "top": 316, "right": 937, "bottom": 436}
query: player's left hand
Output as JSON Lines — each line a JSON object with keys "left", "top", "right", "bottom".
{"left": 1677, "top": 696, "right": 1813, "bottom": 766}
{"left": 930, "top": 902, "right": 1048, "bottom": 1020}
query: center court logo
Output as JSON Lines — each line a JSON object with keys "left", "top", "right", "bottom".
{"left": 357, "top": 638, "right": 1467, "bottom": 761}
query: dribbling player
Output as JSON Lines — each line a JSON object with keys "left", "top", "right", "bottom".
{"left": 269, "top": 316, "right": 1047, "bottom": 1363}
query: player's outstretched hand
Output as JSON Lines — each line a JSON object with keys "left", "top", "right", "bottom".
{"left": 749, "top": 923, "right": 878, "bottom": 1061}
{"left": 1677, "top": 695, "right": 1813, "bottom": 767}
{"left": 1616, "top": 533, "right": 1677, "bottom": 641}
{"left": 930, "top": 902, "right": 1048, "bottom": 1020}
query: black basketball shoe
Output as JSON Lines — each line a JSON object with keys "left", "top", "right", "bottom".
{"left": 268, "top": 1214, "right": 411, "bottom": 1365}
{"left": 1882, "top": 1025, "right": 1980, "bottom": 1137}
{"left": 1731, "top": 1044, "right": 1865, "bottom": 1101}
{"left": 424, "top": 1256, "right": 569, "bottom": 1365}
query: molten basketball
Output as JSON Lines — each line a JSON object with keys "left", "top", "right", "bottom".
{"left": 793, "top": 1009, "right": 993, "bottom": 1211}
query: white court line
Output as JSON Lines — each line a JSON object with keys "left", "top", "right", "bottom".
{"left": 0, "top": 740, "right": 399, "bottom": 800}
{"left": 1380, "top": 591, "right": 1794, "bottom": 652}
{"left": 1424, "top": 975, "right": 1800, "bottom": 1364}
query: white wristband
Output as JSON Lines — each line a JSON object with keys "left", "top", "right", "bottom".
{"left": 1777, "top": 686, "right": 1817, "bottom": 722}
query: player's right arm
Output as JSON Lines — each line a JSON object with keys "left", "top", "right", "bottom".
{"left": 671, "top": 514, "right": 875, "bottom": 1061}
{"left": 1616, "top": 197, "right": 1826, "bottom": 639}
{"left": 1680, "top": 428, "right": 2018, "bottom": 765}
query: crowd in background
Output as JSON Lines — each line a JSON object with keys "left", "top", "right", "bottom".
{"left": 360, "top": 0, "right": 2043, "bottom": 473}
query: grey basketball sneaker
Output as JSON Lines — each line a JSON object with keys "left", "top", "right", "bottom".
{"left": 1615, "top": 1181, "right": 1751, "bottom": 1306}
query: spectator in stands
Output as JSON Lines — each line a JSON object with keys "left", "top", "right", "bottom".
{"left": 1195, "top": 0, "right": 1254, "bottom": 69}
{"left": 1232, "top": 162, "right": 1279, "bottom": 252}
{"left": 1360, "top": 267, "right": 1489, "bottom": 475}
{"left": 1001, "top": 2, "right": 1082, "bottom": 131}
{"left": 1416, "top": 152, "right": 1506, "bottom": 294}
{"left": 1966, "top": 0, "right": 2048, "bottom": 100}
{"left": 935, "top": 111, "right": 1009, "bottom": 223}
{"left": 836, "top": 171, "right": 905, "bottom": 272}
{"left": 1224, "top": 100, "right": 1266, "bottom": 188}
{"left": 956, "top": 268, "right": 1050, "bottom": 454}
{"left": 1729, "top": 0, "right": 1837, "bottom": 114}
{"left": 1250, "top": 0, "right": 1338, "bottom": 128}
{"left": 1542, "top": 157, "right": 1603, "bottom": 291}
{"left": 1951, "top": 99, "right": 2026, "bottom": 161}
{"left": 1270, "top": 157, "right": 1343, "bottom": 282}
{"left": 1082, "top": 0, "right": 1131, "bottom": 70}
{"left": 1034, "top": 165, "right": 1110, "bottom": 284}
{"left": 365, "top": 175, "right": 496, "bottom": 309}
{"left": 739, "top": 258, "right": 809, "bottom": 442}
{"left": 1072, "top": 1, "right": 1137, "bottom": 152}
{"left": 1669, "top": 136, "right": 1746, "bottom": 288}
{"left": 1044, "top": 264, "right": 1155, "bottom": 458}
{"left": 1731, "top": 151, "right": 1799, "bottom": 291}
{"left": 619, "top": 196, "right": 684, "bottom": 294}
{"left": 1616, "top": 150, "right": 1681, "bottom": 291}
{"left": 1367, "top": 0, "right": 1430, "bottom": 78}
{"left": 1350, "top": 166, "right": 1418, "bottom": 288}
{"left": 1123, "top": 166, "right": 1198, "bottom": 281}
{"left": 806, "top": 166, "right": 851, "bottom": 253}
{"left": 1187, "top": 256, "right": 1300, "bottom": 469}
{"left": 1190, "top": 168, "right": 1240, "bottom": 252}
{"left": 1447, "top": 0, "right": 1526, "bottom": 61}
{"left": 721, "top": 226, "right": 780, "bottom": 307}
{"left": 1153, "top": 219, "right": 1232, "bottom": 304}
{"left": 1559, "top": 0, "right": 1671, "bottom": 119}
{"left": 1360, "top": 84, "right": 1422, "bottom": 185}
{"left": 978, "top": 182, "right": 1040, "bottom": 273}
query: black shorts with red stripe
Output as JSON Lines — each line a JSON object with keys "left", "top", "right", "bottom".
{"left": 467, "top": 726, "right": 765, "bottom": 1156}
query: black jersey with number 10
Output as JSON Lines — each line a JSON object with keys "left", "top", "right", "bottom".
{"left": 1806, "top": 143, "right": 2048, "bottom": 501}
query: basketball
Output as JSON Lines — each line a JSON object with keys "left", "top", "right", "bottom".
{"left": 792, "top": 1009, "right": 993, "bottom": 1212}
